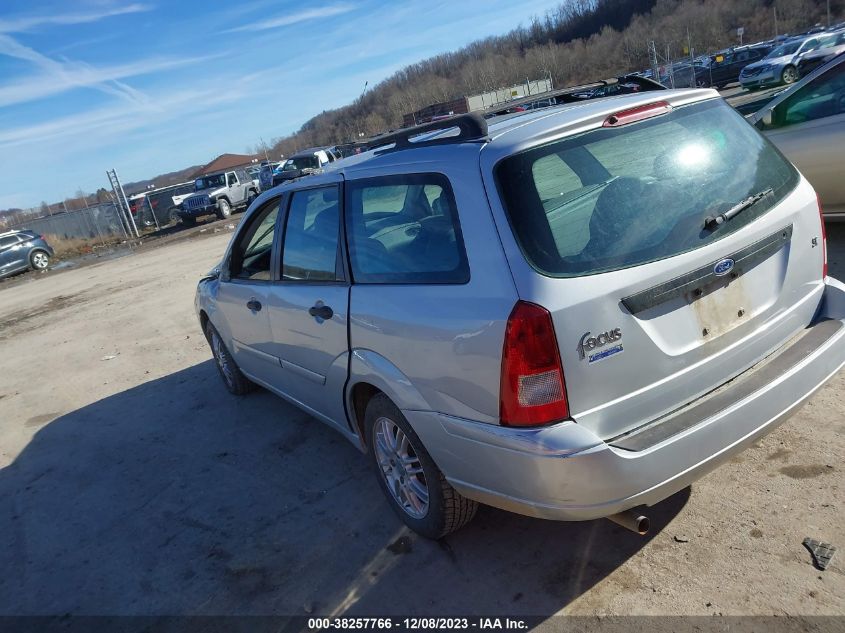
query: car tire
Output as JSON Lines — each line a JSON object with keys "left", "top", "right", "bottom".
{"left": 246, "top": 189, "right": 257, "bottom": 207}
{"left": 168, "top": 207, "right": 181, "bottom": 225}
{"left": 205, "top": 321, "right": 254, "bottom": 395}
{"left": 29, "top": 250, "right": 50, "bottom": 270}
{"left": 216, "top": 199, "right": 231, "bottom": 220}
{"left": 781, "top": 65, "right": 798, "bottom": 84}
{"left": 365, "top": 393, "right": 478, "bottom": 539}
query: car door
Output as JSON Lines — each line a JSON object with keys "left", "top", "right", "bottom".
{"left": 762, "top": 59, "right": 845, "bottom": 213}
{"left": 0, "top": 235, "right": 25, "bottom": 274}
{"left": 729, "top": 51, "right": 749, "bottom": 83}
{"left": 214, "top": 195, "right": 283, "bottom": 381}
{"left": 264, "top": 177, "right": 350, "bottom": 430}
{"left": 225, "top": 171, "right": 241, "bottom": 204}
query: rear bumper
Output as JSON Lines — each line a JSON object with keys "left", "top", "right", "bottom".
{"left": 407, "top": 278, "right": 845, "bottom": 521}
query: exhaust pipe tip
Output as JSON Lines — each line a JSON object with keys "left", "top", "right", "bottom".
{"left": 607, "top": 509, "right": 650, "bottom": 535}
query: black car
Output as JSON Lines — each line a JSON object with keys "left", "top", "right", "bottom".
{"left": 797, "top": 31, "right": 845, "bottom": 77}
{"left": 270, "top": 148, "right": 332, "bottom": 187}
{"left": 0, "top": 230, "right": 54, "bottom": 279}
{"left": 695, "top": 44, "right": 773, "bottom": 88}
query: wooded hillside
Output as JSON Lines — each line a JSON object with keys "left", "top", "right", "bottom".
{"left": 262, "top": 0, "right": 841, "bottom": 157}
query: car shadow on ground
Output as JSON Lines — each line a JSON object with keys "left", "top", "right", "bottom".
{"left": 0, "top": 359, "right": 689, "bottom": 619}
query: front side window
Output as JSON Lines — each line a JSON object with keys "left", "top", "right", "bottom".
{"left": 776, "top": 61, "right": 845, "bottom": 127}
{"left": 228, "top": 198, "right": 280, "bottom": 281}
{"left": 345, "top": 173, "right": 469, "bottom": 284}
{"left": 0, "top": 235, "right": 19, "bottom": 249}
{"left": 281, "top": 186, "right": 340, "bottom": 282}
{"left": 226, "top": 172, "right": 237, "bottom": 186}
{"left": 495, "top": 99, "right": 798, "bottom": 277}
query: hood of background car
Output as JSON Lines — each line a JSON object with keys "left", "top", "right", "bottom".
{"left": 187, "top": 186, "right": 225, "bottom": 198}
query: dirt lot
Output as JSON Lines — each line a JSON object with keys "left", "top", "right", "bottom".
{"left": 0, "top": 218, "right": 843, "bottom": 623}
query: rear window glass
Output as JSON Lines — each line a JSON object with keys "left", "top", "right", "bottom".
{"left": 495, "top": 99, "right": 798, "bottom": 277}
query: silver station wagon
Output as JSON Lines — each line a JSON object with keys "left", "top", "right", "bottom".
{"left": 195, "top": 89, "right": 845, "bottom": 538}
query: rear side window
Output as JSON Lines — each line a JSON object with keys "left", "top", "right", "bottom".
{"left": 282, "top": 186, "right": 341, "bottom": 282}
{"left": 345, "top": 173, "right": 469, "bottom": 284}
{"left": 495, "top": 99, "right": 798, "bottom": 277}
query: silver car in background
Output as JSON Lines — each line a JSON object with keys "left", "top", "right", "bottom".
{"left": 196, "top": 90, "right": 845, "bottom": 539}
{"left": 740, "top": 33, "right": 839, "bottom": 89}
{"left": 751, "top": 53, "right": 845, "bottom": 218}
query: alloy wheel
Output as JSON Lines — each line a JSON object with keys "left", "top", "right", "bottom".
{"left": 31, "top": 252, "right": 49, "bottom": 269}
{"left": 782, "top": 67, "right": 798, "bottom": 84}
{"left": 373, "top": 416, "right": 429, "bottom": 519}
{"left": 211, "top": 330, "right": 234, "bottom": 388}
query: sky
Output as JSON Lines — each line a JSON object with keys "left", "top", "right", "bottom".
{"left": 0, "top": 0, "right": 565, "bottom": 209}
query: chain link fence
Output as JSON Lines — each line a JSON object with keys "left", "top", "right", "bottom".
{"left": 1, "top": 203, "right": 128, "bottom": 245}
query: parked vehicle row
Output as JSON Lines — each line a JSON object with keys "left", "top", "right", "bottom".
{"left": 644, "top": 27, "right": 845, "bottom": 92}
{"left": 739, "top": 32, "right": 843, "bottom": 90}
{"left": 196, "top": 91, "right": 844, "bottom": 539}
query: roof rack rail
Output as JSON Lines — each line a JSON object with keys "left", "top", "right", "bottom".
{"left": 481, "top": 74, "right": 666, "bottom": 117}
{"left": 356, "top": 112, "right": 488, "bottom": 154}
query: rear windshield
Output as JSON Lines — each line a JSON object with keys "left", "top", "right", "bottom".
{"left": 494, "top": 99, "right": 798, "bottom": 277}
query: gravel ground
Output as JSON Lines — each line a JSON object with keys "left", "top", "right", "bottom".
{"left": 0, "top": 218, "right": 842, "bottom": 624}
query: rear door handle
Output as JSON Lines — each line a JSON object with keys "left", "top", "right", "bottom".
{"left": 308, "top": 304, "right": 333, "bottom": 320}
{"left": 246, "top": 299, "right": 262, "bottom": 312}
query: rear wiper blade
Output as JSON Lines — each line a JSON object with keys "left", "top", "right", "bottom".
{"left": 704, "top": 188, "right": 773, "bottom": 230}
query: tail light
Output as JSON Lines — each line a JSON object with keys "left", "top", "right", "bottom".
{"left": 818, "top": 194, "right": 828, "bottom": 278}
{"left": 500, "top": 301, "right": 569, "bottom": 427}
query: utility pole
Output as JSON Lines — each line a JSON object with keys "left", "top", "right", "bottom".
{"left": 648, "top": 40, "right": 660, "bottom": 84}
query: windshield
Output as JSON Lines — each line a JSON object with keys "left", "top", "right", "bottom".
{"left": 495, "top": 99, "right": 798, "bottom": 277}
{"left": 281, "top": 156, "right": 319, "bottom": 171}
{"left": 195, "top": 174, "right": 225, "bottom": 190}
{"left": 766, "top": 42, "right": 801, "bottom": 58}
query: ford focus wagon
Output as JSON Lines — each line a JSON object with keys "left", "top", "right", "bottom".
{"left": 195, "top": 88, "right": 845, "bottom": 538}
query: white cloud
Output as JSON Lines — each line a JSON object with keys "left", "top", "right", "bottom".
{"left": 225, "top": 4, "right": 355, "bottom": 33}
{"left": 0, "top": 4, "right": 152, "bottom": 34}
{"left": 0, "top": 54, "right": 221, "bottom": 107}
{"left": 0, "top": 33, "right": 153, "bottom": 105}
{"left": 0, "top": 76, "right": 257, "bottom": 150}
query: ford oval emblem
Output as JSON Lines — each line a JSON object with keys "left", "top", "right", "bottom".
{"left": 714, "top": 258, "right": 735, "bottom": 276}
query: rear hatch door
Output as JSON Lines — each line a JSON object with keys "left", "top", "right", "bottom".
{"left": 484, "top": 94, "right": 826, "bottom": 439}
